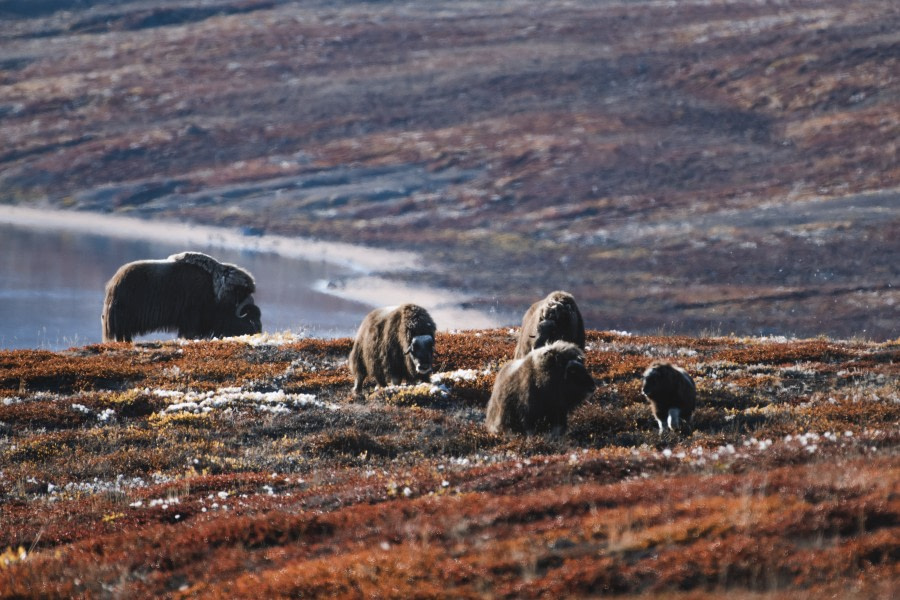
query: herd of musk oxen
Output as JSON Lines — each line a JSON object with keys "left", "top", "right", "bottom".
{"left": 102, "top": 252, "right": 696, "bottom": 436}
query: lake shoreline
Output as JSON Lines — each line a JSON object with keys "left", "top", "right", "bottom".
{"left": 0, "top": 207, "right": 504, "bottom": 348}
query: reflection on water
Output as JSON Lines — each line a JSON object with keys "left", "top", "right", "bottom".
{"left": 0, "top": 224, "right": 374, "bottom": 350}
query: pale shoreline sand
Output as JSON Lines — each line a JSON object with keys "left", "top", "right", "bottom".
{"left": 0, "top": 206, "right": 504, "bottom": 331}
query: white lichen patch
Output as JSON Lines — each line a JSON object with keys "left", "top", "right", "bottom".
{"left": 430, "top": 368, "right": 490, "bottom": 384}
{"left": 148, "top": 386, "right": 337, "bottom": 415}
{"left": 175, "top": 330, "right": 306, "bottom": 347}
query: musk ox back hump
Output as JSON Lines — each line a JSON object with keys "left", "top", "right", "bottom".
{"left": 514, "top": 290, "right": 586, "bottom": 359}
{"left": 167, "top": 251, "right": 255, "bottom": 301}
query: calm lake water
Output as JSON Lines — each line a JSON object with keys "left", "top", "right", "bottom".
{"left": 0, "top": 223, "right": 376, "bottom": 350}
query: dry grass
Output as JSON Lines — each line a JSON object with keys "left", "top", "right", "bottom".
{"left": 0, "top": 329, "right": 897, "bottom": 597}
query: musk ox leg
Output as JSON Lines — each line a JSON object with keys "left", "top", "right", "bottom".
{"left": 352, "top": 374, "right": 365, "bottom": 395}
{"left": 655, "top": 417, "right": 666, "bottom": 434}
{"left": 351, "top": 365, "right": 367, "bottom": 396}
{"left": 667, "top": 408, "right": 681, "bottom": 430}
{"left": 348, "top": 345, "right": 365, "bottom": 394}
{"left": 549, "top": 423, "right": 566, "bottom": 438}
{"left": 372, "top": 369, "right": 388, "bottom": 388}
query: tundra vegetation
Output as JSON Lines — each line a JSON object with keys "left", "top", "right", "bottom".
{"left": 0, "top": 329, "right": 897, "bottom": 597}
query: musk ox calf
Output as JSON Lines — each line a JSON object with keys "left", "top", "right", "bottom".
{"left": 514, "top": 290, "right": 585, "bottom": 359}
{"left": 641, "top": 362, "right": 697, "bottom": 434}
{"left": 349, "top": 304, "right": 437, "bottom": 393}
{"left": 486, "top": 341, "right": 596, "bottom": 435}
{"left": 102, "top": 251, "right": 262, "bottom": 342}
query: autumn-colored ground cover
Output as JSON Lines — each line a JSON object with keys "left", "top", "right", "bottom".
{"left": 0, "top": 330, "right": 896, "bottom": 597}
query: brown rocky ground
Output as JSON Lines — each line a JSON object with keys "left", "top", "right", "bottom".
{"left": 1, "top": 0, "right": 898, "bottom": 338}
{"left": 0, "top": 330, "right": 897, "bottom": 597}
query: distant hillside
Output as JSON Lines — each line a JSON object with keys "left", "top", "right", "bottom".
{"left": 1, "top": 0, "right": 898, "bottom": 339}
{"left": 0, "top": 330, "right": 897, "bottom": 596}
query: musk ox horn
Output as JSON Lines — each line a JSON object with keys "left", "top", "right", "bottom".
{"left": 235, "top": 295, "right": 254, "bottom": 318}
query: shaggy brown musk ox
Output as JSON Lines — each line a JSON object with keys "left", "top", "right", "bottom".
{"left": 102, "top": 252, "right": 261, "bottom": 342}
{"left": 641, "top": 362, "right": 697, "bottom": 433}
{"left": 514, "top": 290, "right": 586, "bottom": 359}
{"left": 349, "top": 304, "right": 437, "bottom": 394}
{"left": 486, "top": 341, "right": 596, "bottom": 435}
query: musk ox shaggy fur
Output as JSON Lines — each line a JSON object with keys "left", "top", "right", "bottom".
{"left": 486, "top": 341, "right": 596, "bottom": 435}
{"left": 641, "top": 362, "right": 697, "bottom": 433}
{"left": 514, "top": 290, "right": 586, "bottom": 359}
{"left": 102, "top": 251, "right": 262, "bottom": 342}
{"left": 349, "top": 304, "right": 437, "bottom": 393}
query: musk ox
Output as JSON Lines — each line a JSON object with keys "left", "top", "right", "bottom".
{"left": 514, "top": 290, "right": 586, "bottom": 359}
{"left": 349, "top": 304, "right": 437, "bottom": 393}
{"left": 102, "top": 251, "right": 262, "bottom": 342}
{"left": 486, "top": 341, "right": 596, "bottom": 435}
{"left": 641, "top": 362, "right": 697, "bottom": 433}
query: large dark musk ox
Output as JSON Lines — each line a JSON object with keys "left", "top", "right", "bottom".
{"left": 514, "top": 290, "right": 586, "bottom": 359}
{"left": 102, "top": 251, "right": 262, "bottom": 342}
{"left": 641, "top": 362, "right": 697, "bottom": 434}
{"left": 349, "top": 304, "right": 437, "bottom": 394}
{"left": 486, "top": 341, "right": 596, "bottom": 435}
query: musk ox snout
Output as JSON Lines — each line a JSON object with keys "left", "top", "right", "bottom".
{"left": 406, "top": 334, "right": 435, "bottom": 375}
{"left": 565, "top": 359, "right": 596, "bottom": 399}
{"left": 641, "top": 362, "right": 697, "bottom": 434}
{"left": 533, "top": 319, "right": 557, "bottom": 349}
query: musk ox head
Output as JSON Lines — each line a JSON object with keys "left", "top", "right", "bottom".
{"left": 542, "top": 341, "right": 596, "bottom": 410}
{"left": 405, "top": 334, "right": 435, "bottom": 376}
{"left": 640, "top": 366, "right": 667, "bottom": 398}
{"left": 217, "top": 295, "right": 262, "bottom": 337}
{"left": 533, "top": 316, "right": 560, "bottom": 349}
